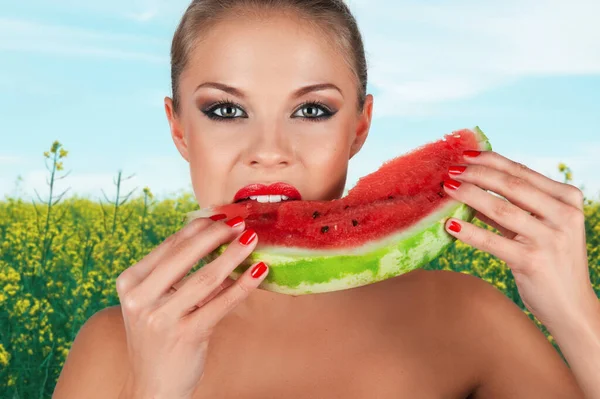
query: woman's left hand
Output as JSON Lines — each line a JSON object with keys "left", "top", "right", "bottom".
{"left": 441, "top": 149, "right": 596, "bottom": 331}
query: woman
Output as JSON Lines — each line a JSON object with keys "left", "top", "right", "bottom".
{"left": 53, "top": 0, "right": 600, "bottom": 398}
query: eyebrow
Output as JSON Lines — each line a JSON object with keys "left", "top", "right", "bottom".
{"left": 194, "top": 82, "right": 343, "bottom": 100}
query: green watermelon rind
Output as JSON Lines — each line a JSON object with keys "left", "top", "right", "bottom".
{"left": 195, "top": 126, "right": 492, "bottom": 295}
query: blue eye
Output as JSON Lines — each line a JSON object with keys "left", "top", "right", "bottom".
{"left": 201, "top": 99, "right": 335, "bottom": 123}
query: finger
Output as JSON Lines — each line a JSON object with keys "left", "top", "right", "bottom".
{"left": 182, "top": 261, "right": 269, "bottom": 335}
{"left": 444, "top": 218, "right": 525, "bottom": 271}
{"left": 448, "top": 163, "right": 569, "bottom": 230}
{"left": 162, "top": 274, "right": 235, "bottom": 310}
{"left": 443, "top": 177, "right": 549, "bottom": 242}
{"left": 461, "top": 150, "right": 584, "bottom": 214}
{"left": 473, "top": 210, "right": 517, "bottom": 239}
{"left": 171, "top": 273, "right": 235, "bottom": 292}
{"left": 128, "top": 217, "right": 246, "bottom": 309}
{"left": 168, "top": 276, "right": 236, "bottom": 316}
{"left": 162, "top": 228, "right": 259, "bottom": 319}
{"left": 116, "top": 217, "right": 215, "bottom": 293}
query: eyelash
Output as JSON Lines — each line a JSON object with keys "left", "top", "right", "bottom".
{"left": 201, "top": 98, "right": 335, "bottom": 123}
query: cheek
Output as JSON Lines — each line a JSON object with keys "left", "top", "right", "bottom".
{"left": 188, "top": 145, "right": 232, "bottom": 207}
{"left": 301, "top": 135, "right": 350, "bottom": 188}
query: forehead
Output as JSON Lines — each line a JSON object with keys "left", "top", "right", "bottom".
{"left": 181, "top": 14, "right": 353, "bottom": 95}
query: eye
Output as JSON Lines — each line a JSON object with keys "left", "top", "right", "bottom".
{"left": 292, "top": 101, "right": 333, "bottom": 121}
{"left": 203, "top": 100, "right": 246, "bottom": 121}
{"left": 201, "top": 99, "right": 335, "bottom": 123}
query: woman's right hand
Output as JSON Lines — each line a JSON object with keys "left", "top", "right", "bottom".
{"left": 115, "top": 215, "right": 268, "bottom": 399}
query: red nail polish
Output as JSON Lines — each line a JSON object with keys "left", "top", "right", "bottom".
{"left": 443, "top": 178, "right": 462, "bottom": 190}
{"left": 225, "top": 216, "right": 244, "bottom": 227}
{"left": 209, "top": 213, "right": 227, "bottom": 221}
{"left": 463, "top": 150, "right": 481, "bottom": 157}
{"left": 251, "top": 262, "right": 267, "bottom": 279}
{"left": 448, "top": 165, "right": 467, "bottom": 175}
{"left": 239, "top": 229, "right": 257, "bottom": 245}
{"left": 448, "top": 221, "right": 461, "bottom": 233}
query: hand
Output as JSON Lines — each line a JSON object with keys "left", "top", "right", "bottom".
{"left": 115, "top": 215, "right": 269, "bottom": 399}
{"left": 441, "top": 150, "right": 594, "bottom": 331}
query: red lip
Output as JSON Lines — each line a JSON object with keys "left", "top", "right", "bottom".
{"left": 233, "top": 182, "right": 302, "bottom": 203}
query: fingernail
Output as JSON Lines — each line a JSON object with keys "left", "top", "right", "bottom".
{"left": 443, "top": 178, "right": 462, "bottom": 190}
{"left": 251, "top": 262, "right": 268, "bottom": 279}
{"left": 463, "top": 150, "right": 481, "bottom": 158}
{"left": 239, "top": 229, "right": 257, "bottom": 245}
{"left": 209, "top": 213, "right": 227, "bottom": 221}
{"left": 448, "top": 165, "right": 467, "bottom": 175}
{"left": 225, "top": 216, "right": 244, "bottom": 227}
{"left": 448, "top": 220, "right": 461, "bottom": 233}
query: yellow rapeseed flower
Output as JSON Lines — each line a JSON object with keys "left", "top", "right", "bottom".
{"left": 51, "top": 140, "right": 60, "bottom": 153}
{"left": 565, "top": 172, "right": 572, "bottom": 181}
{"left": 4, "top": 283, "right": 18, "bottom": 296}
{"left": 15, "top": 298, "right": 31, "bottom": 315}
{"left": 0, "top": 344, "right": 10, "bottom": 366}
{"left": 60, "top": 347, "right": 70, "bottom": 358}
{"left": 29, "top": 298, "right": 41, "bottom": 316}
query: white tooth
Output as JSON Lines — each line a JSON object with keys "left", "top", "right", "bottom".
{"left": 249, "top": 196, "right": 258, "bottom": 200}
{"left": 256, "top": 195, "right": 269, "bottom": 203}
{"left": 269, "top": 195, "right": 282, "bottom": 203}
{"left": 281, "top": 195, "right": 289, "bottom": 200}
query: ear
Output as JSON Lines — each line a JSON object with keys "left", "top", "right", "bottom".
{"left": 164, "top": 96, "right": 190, "bottom": 163}
{"left": 349, "top": 94, "right": 373, "bottom": 160}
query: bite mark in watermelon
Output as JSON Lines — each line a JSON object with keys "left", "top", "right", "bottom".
{"left": 184, "top": 127, "right": 492, "bottom": 295}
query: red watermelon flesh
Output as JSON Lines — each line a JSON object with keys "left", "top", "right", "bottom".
{"left": 189, "top": 128, "right": 484, "bottom": 250}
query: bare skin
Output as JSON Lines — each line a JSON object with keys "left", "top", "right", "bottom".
{"left": 53, "top": 268, "right": 584, "bottom": 398}
{"left": 52, "top": 9, "right": 586, "bottom": 399}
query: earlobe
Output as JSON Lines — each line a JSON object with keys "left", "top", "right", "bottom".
{"left": 164, "top": 97, "right": 190, "bottom": 162}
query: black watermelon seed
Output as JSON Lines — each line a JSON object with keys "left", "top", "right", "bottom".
{"left": 388, "top": 195, "right": 394, "bottom": 199}
{"left": 352, "top": 219, "right": 359, "bottom": 226}
{"left": 312, "top": 211, "right": 321, "bottom": 219}
{"left": 437, "top": 191, "right": 445, "bottom": 197}
{"left": 344, "top": 205, "right": 350, "bottom": 209}
{"left": 321, "top": 226, "right": 329, "bottom": 233}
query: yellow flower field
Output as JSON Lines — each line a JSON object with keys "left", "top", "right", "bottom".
{"left": 1, "top": 142, "right": 598, "bottom": 397}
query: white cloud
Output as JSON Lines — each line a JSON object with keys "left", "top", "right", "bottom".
{"left": 0, "top": 155, "right": 26, "bottom": 165}
{"left": 505, "top": 142, "right": 600, "bottom": 201}
{"left": 349, "top": 0, "right": 600, "bottom": 118}
{"left": 31, "top": 0, "right": 189, "bottom": 23}
{"left": 0, "top": 17, "right": 169, "bottom": 63}
{"left": 0, "top": 154, "right": 193, "bottom": 202}
{"left": 5, "top": 1, "right": 599, "bottom": 114}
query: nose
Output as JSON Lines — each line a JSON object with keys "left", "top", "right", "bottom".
{"left": 245, "top": 128, "right": 293, "bottom": 169}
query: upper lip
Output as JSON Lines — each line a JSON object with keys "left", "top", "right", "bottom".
{"left": 233, "top": 182, "right": 302, "bottom": 203}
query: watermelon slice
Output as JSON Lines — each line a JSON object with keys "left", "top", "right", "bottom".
{"left": 184, "top": 126, "right": 492, "bottom": 296}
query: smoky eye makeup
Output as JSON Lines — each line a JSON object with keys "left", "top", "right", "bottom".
{"left": 198, "top": 96, "right": 338, "bottom": 123}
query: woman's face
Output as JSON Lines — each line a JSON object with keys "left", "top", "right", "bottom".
{"left": 164, "top": 12, "right": 373, "bottom": 209}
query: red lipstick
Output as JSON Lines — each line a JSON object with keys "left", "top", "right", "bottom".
{"left": 233, "top": 182, "right": 302, "bottom": 203}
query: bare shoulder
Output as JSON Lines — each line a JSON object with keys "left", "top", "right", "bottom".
{"left": 53, "top": 305, "right": 128, "bottom": 399}
{"left": 417, "top": 269, "right": 584, "bottom": 398}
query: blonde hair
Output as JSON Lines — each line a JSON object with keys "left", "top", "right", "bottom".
{"left": 170, "top": 0, "right": 369, "bottom": 115}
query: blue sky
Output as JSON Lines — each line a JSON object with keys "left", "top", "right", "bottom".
{"left": 2, "top": 0, "right": 599, "bottom": 203}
